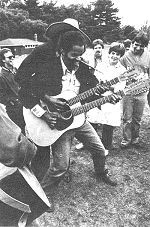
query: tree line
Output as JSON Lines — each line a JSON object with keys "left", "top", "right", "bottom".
{"left": 0, "top": 0, "right": 149, "bottom": 43}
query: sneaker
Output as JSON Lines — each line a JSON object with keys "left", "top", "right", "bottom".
{"left": 120, "top": 140, "right": 130, "bottom": 148}
{"left": 75, "top": 142, "right": 84, "bottom": 150}
{"left": 96, "top": 169, "right": 117, "bottom": 186}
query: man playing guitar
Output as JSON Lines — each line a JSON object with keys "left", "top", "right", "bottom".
{"left": 16, "top": 19, "right": 120, "bottom": 208}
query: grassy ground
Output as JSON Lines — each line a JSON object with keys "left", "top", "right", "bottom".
{"left": 35, "top": 103, "right": 150, "bottom": 227}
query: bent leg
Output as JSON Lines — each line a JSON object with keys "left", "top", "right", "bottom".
{"left": 75, "top": 121, "right": 117, "bottom": 186}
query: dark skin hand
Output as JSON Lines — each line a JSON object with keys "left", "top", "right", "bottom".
{"left": 41, "top": 92, "right": 121, "bottom": 129}
{"left": 109, "top": 94, "right": 122, "bottom": 104}
{"left": 95, "top": 82, "right": 110, "bottom": 95}
{"left": 42, "top": 95, "right": 67, "bottom": 129}
{"left": 41, "top": 111, "right": 60, "bottom": 129}
{"left": 44, "top": 95, "right": 67, "bottom": 111}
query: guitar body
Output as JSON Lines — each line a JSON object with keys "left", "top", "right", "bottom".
{"left": 23, "top": 90, "right": 85, "bottom": 146}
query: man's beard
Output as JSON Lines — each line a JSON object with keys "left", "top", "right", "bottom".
{"left": 66, "top": 59, "right": 80, "bottom": 72}
{"left": 133, "top": 49, "right": 144, "bottom": 56}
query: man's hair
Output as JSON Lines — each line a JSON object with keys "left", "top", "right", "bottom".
{"left": 0, "top": 48, "right": 12, "bottom": 67}
{"left": 92, "top": 39, "right": 104, "bottom": 49}
{"left": 123, "top": 39, "right": 131, "bottom": 48}
{"left": 108, "top": 42, "right": 125, "bottom": 57}
{"left": 132, "top": 33, "right": 149, "bottom": 47}
{"left": 57, "top": 31, "right": 86, "bottom": 54}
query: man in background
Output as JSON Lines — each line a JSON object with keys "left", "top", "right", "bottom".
{"left": 120, "top": 33, "right": 150, "bottom": 148}
{"left": 123, "top": 39, "right": 132, "bottom": 52}
{"left": 0, "top": 48, "right": 25, "bottom": 132}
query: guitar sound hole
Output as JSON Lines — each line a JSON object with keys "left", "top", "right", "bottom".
{"left": 61, "top": 110, "right": 72, "bottom": 120}
{"left": 56, "top": 105, "right": 73, "bottom": 131}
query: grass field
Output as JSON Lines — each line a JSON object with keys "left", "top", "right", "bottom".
{"left": 13, "top": 46, "right": 150, "bottom": 227}
{"left": 36, "top": 103, "right": 150, "bottom": 227}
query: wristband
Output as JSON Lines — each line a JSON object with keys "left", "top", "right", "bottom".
{"left": 31, "top": 104, "right": 46, "bottom": 117}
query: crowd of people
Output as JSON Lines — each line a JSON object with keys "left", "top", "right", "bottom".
{"left": 0, "top": 18, "right": 150, "bottom": 226}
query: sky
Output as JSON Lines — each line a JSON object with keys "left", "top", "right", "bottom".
{"left": 53, "top": 0, "right": 150, "bottom": 28}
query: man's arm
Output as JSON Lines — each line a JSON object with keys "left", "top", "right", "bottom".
{"left": 15, "top": 43, "right": 53, "bottom": 109}
{"left": 15, "top": 54, "right": 42, "bottom": 109}
{"left": 0, "top": 105, "right": 36, "bottom": 167}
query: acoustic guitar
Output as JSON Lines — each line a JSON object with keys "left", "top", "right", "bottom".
{"left": 23, "top": 79, "right": 150, "bottom": 146}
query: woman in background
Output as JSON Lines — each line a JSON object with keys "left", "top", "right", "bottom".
{"left": 87, "top": 42, "right": 126, "bottom": 153}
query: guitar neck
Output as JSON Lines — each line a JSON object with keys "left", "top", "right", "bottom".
{"left": 68, "top": 77, "right": 120, "bottom": 106}
{"left": 71, "top": 90, "right": 124, "bottom": 117}
{"left": 70, "top": 79, "right": 150, "bottom": 117}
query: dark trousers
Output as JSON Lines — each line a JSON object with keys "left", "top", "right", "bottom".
{"left": 101, "top": 124, "right": 114, "bottom": 149}
{"left": 31, "top": 146, "right": 50, "bottom": 182}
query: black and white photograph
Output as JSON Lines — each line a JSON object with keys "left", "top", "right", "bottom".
{"left": 0, "top": 0, "right": 150, "bottom": 226}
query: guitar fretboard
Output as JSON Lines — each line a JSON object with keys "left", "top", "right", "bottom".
{"left": 71, "top": 90, "right": 124, "bottom": 117}
{"left": 68, "top": 77, "right": 120, "bottom": 106}
{"left": 68, "top": 68, "right": 138, "bottom": 106}
{"left": 69, "top": 79, "right": 149, "bottom": 117}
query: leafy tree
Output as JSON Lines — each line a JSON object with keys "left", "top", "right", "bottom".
{"left": 18, "top": 19, "right": 48, "bottom": 41}
{"left": 122, "top": 25, "right": 138, "bottom": 40}
{"left": 0, "top": 8, "right": 29, "bottom": 40}
{"left": 64, "top": 4, "right": 93, "bottom": 34}
{"left": 1, "top": 0, "right": 138, "bottom": 44}
{"left": 0, "top": 10, "right": 9, "bottom": 40}
{"left": 40, "top": 1, "right": 62, "bottom": 24}
{"left": 24, "top": 0, "right": 42, "bottom": 20}
{"left": 88, "top": 0, "right": 122, "bottom": 42}
{"left": 8, "top": 0, "right": 27, "bottom": 11}
{"left": 140, "top": 22, "right": 150, "bottom": 40}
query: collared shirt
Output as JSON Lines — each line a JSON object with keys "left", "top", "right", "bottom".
{"left": 94, "top": 57, "right": 102, "bottom": 68}
{"left": 61, "top": 56, "right": 80, "bottom": 94}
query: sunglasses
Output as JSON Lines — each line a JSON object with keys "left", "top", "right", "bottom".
{"left": 6, "top": 55, "right": 15, "bottom": 60}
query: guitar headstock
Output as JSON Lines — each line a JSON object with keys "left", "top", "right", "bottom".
{"left": 119, "top": 67, "right": 139, "bottom": 81}
{"left": 124, "top": 79, "right": 150, "bottom": 96}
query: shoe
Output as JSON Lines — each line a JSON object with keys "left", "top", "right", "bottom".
{"left": 120, "top": 140, "right": 130, "bottom": 148}
{"left": 96, "top": 169, "right": 117, "bottom": 186}
{"left": 75, "top": 142, "right": 84, "bottom": 150}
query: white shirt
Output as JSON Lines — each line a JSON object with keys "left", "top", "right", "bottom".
{"left": 61, "top": 57, "right": 80, "bottom": 95}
